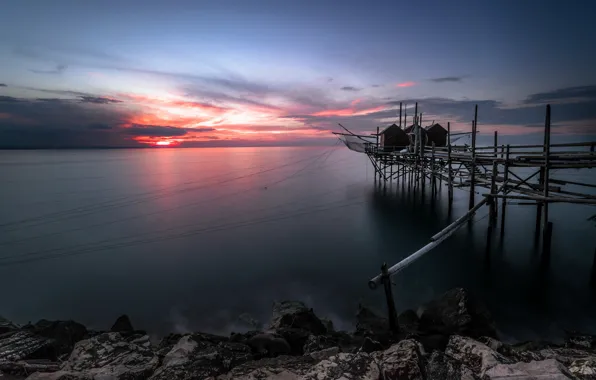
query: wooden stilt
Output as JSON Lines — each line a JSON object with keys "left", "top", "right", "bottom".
{"left": 381, "top": 263, "right": 399, "bottom": 333}
{"left": 489, "top": 161, "right": 497, "bottom": 227}
{"left": 541, "top": 222, "right": 553, "bottom": 270}
{"left": 469, "top": 105, "right": 478, "bottom": 211}
{"left": 447, "top": 122, "right": 453, "bottom": 207}
{"left": 542, "top": 105, "right": 551, "bottom": 232}
{"left": 500, "top": 145, "right": 510, "bottom": 238}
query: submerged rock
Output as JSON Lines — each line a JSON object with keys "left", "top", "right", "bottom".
{"left": 418, "top": 288, "right": 497, "bottom": 339}
{"left": 270, "top": 301, "right": 326, "bottom": 336}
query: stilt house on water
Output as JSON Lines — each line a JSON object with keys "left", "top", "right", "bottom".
{"left": 378, "top": 124, "right": 409, "bottom": 152}
{"left": 425, "top": 123, "right": 448, "bottom": 147}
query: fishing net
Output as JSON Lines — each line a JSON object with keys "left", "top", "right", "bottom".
{"left": 337, "top": 134, "right": 376, "bottom": 153}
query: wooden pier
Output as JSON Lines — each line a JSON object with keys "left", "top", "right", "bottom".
{"left": 335, "top": 103, "right": 596, "bottom": 332}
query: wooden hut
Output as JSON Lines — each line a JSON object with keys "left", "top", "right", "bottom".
{"left": 425, "top": 123, "right": 448, "bottom": 147}
{"left": 379, "top": 124, "right": 409, "bottom": 151}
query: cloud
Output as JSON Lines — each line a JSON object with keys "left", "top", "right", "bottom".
{"left": 0, "top": 84, "right": 6, "bottom": 87}
{"left": 340, "top": 86, "right": 360, "bottom": 92}
{"left": 371, "top": 84, "right": 381, "bottom": 88}
{"left": 123, "top": 125, "right": 190, "bottom": 137}
{"left": 431, "top": 76, "right": 464, "bottom": 83}
{"left": 523, "top": 85, "right": 596, "bottom": 105}
{"left": 79, "top": 96, "right": 123, "bottom": 104}
{"left": 29, "top": 64, "right": 68, "bottom": 75}
{"left": 87, "top": 123, "right": 112, "bottom": 130}
{"left": 0, "top": 96, "right": 22, "bottom": 103}
{"left": 396, "top": 81, "right": 416, "bottom": 88}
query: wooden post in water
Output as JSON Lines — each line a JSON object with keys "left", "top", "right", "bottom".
{"left": 376, "top": 126, "right": 380, "bottom": 183}
{"left": 489, "top": 161, "right": 498, "bottom": 226}
{"left": 431, "top": 142, "right": 436, "bottom": 193}
{"left": 535, "top": 168, "right": 544, "bottom": 242}
{"left": 399, "top": 102, "right": 403, "bottom": 128}
{"left": 420, "top": 113, "right": 425, "bottom": 192}
{"left": 381, "top": 263, "right": 399, "bottom": 333}
{"left": 541, "top": 222, "right": 553, "bottom": 270}
{"left": 469, "top": 105, "right": 478, "bottom": 211}
{"left": 493, "top": 131, "right": 499, "bottom": 216}
{"left": 500, "top": 145, "right": 510, "bottom": 238}
{"left": 447, "top": 122, "right": 453, "bottom": 206}
{"left": 542, "top": 105, "right": 552, "bottom": 259}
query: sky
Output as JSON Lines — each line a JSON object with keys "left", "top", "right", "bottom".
{"left": 0, "top": 0, "right": 595, "bottom": 148}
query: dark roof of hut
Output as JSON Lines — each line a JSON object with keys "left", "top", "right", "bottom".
{"left": 379, "top": 123, "right": 400, "bottom": 134}
{"left": 404, "top": 124, "right": 422, "bottom": 134}
{"left": 424, "top": 123, "right": 445, "bottom": 132}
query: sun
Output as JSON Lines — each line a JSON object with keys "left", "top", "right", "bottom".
{"left": 155, "top": 141, "right": 171, "bottom": 146}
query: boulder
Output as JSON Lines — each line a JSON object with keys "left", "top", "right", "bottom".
{"left": 110, "top": 314, "right": 134, "bottom": 333}
{"left": 569, "top": 358, "right": 596, "bottom": 379}
{"left": 303, "top": 352, "right": 380, "bottom": 380}
{"left": 0, "top": 317, "right": 18, "bottom": 335}
{"left": 274, "top": 328, "right": 311, "bottom": 356}
{"left": 148, "top": 333, "right": 252, "bottom": 379}
{"left": 216, "top": 355, "right": 318, "bottom": 379}
{"left": 359, "top": 337, "right": 383, "bottom": 353}
{"left": 308, "top": 347, "right": 340, "bottom": 362}
{"left": 485, "top": 359, "right": 573, "bottom": 379}
{"left": 355, "top": 304, "right": 389, "bottom": 336}
{"left": 26, "top": 332, "right": 157, "bottom": 380}
{"left": 445, "top": 335, "right": 512, "bottom": 377}
{"left": 566, "top": 332, "right": 596, "bottom": 351}
{"left": 378, "top": 339, "right": 426, "bottom": 380}
{"left": 269, "top": 301, "right": 326, "bottom": 335}
{"left": 425, "top": 351, "right": 477, "bottom": 380}
{"left": 418, "top": 288, "right": 496, "bottom": 339}
{"left": 246, "top": 334, "right": 291, "bottom": 357}
{"left": 30, "top": 320, "right": 88, "bottom": 358}
{"left": 0, "top": 331, "right": 54, "bottom": 362}
{"left": 303, "top": 335, "right": 337, "bottom": 355}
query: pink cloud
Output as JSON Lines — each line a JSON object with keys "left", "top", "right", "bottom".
{"left": 397, "top": 81, "right": 416, "bottom": 88}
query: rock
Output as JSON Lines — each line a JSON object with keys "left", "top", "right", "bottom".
{"left": 569, "top": 358, "right": 596, "bottom": 379}
{"left": 320, "top": 318, "right": 334, "bottom": 333}
{"left": 417, "top": 333, "right": 450, "bottom": 352}
{"left": 566, "top": 332, "right": 596, "bottom": 350}
{"left": 485, "top": 359, "right": 573, "bottom": 380}
{"left": 0, "top": 318, "right": 18, "bottom": 335}
{"left": 110, "top": 314, "right": 134, "bottom": 333}
{"left": 309, "top": 347, "right": 340, "bottom": 362}
{"left": 445, "top": 335, "right": 512, "bottom": 377}
{"left": 303, "top": 335, "right": 336, "bottom": 355}
{"left": 156, "top": 333, "right": 184, "bottom": 357}
{"left": 355, "top": 304, "right": 389, "bottom": 336}
{"left": 378, "top": 339, "right": 425, "bottom": 380}
{"left": 30, "top": 320, "right": 88, "bottom": 358}
{"left": 26, "top": 332, "right": 158, "bottom": 380}
{"left": 425, "top": 351, "right": 477, "bottom": 380}
{"left": 418, "top": 288, "right": 497, "bottom": 339}
{"left": 149, "top": 333, "right": 252, "bottom": 379}
{"left": 0, "top": 360, "right": 59, "bottom": 379}
{"left": 274, "top": 328, "right": 311, "bottom": 356}
{"left": 398, "top": 309, "right": 420, "bottom": 333}
{"left": 360, "top": 337, "right": 383, "bottom": 353}
{"left": 270, "top": 301, "right": 326, "bottom": 335}
{"left": 0, "top": 332, "right": 54, "bottom": 362}
{"left": 217, "top": 355, "right": 317, "bottom": 379}
{"left": 539, "top": 347, "right": 595, "bottom": 366}
{"left": 247, "top": 334, "right": 291, "bottom": 357}
{"left": 303, "top": 352, "right": 380, "bottom": 380}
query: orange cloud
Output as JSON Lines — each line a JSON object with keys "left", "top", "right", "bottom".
{"left": 351, "top": 98, "right": 361, "bottom": 106}
{"left": 397, "top": 81, "right": 416, "bottom": 88}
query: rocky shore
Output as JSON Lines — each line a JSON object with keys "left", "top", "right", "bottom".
{"left": 1, "top": 288, "right": 595, "bottom": 379}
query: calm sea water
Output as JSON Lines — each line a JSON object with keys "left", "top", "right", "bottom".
{"left": 0, "top": 141, "right": 595, "bottom": 342}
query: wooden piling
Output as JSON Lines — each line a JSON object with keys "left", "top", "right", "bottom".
{"left": 541, "top": 222, "right": 553, "bottom": 269}
{"left": 542, "top": 105, "right": 551, "bottom": 231}
{"left": 469, "top": 105, "right": 478, "bottom": 211}
{"left": 500, "top": 145, "right": 510, "bottom": 238}
{"left": 399, "top": 102, "right": 403, "bottom": 128}
{"left": 447, "top": 122, "right": 453, "bottom": 206}
{"left": 489, "top": 161, "right": 498, "bottom": 227}
{"left": 381, "top": 263, "right": 399, "bottom": 333}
